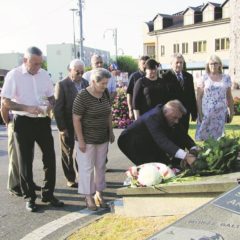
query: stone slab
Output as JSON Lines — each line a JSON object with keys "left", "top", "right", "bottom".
{"left": 117, "top": 172, "right": 240, "bottom": 196}
{"left": 148, "top": 185, "right": 240, "bottom": 240}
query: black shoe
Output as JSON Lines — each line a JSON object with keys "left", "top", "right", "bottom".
{"left": 67, "top": 181, "right": 78, "bottom": 188}
{"left": 26, "top": 201, "right": 38, "bottom": 212}
{"left": 33, "top": 184, "right": 41, "bottom": 191}
{"left": 9, "top": 188, "right": 23, "bottom": 197}
{"left": 42, "top": 196, "right": 64, "bottom": 207}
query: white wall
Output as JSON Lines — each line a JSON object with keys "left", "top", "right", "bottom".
{"left": 0, "top": 53, "right": 23, "bottom": 70}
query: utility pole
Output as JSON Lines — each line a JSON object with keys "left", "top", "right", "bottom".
{"left": 103, "top": 28, "right": 118, "bottom": 62}
{"left": 70, "top": 8, "right": 78, "bottom": 58}
{"left": 78, "top": 0, "right": 84, "bottom": 60}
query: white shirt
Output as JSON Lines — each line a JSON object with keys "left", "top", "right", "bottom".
{"left": 1, "top": 64, "right": 54, "bottom": 117}
{"left": 83, "top": 70, "right": 117, "bottom": 93}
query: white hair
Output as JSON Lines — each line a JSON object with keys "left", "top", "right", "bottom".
{"left": 69, "top": 59, "right": 85, "bottom": 69}
{"left": 163, "top": 100, "right": 187, "bottom": 115}
{"left": 90, "top": 68, "right": 111, "bottom": 82}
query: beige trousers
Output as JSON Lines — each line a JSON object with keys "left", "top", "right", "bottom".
{"left": 7, "top": 121, "right": 20, "bottom": 190}
{"left": 75, "top": 141, "right": 108, "bottom": 195}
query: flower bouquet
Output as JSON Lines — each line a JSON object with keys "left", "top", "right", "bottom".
{"left": 124, "top": 162, "right": 178, "bottom": 187}
{"left": 112, "top": 87, "right": 133, "bottom": 129}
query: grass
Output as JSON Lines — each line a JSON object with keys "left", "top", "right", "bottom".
{"left": 67, "top": 116, "right": 240, "bottom": 240}
{"left": 188, "top": 115, "right": 240, "bottom": 139}
{"left": 67, "top": 213, "right": 183, "bottom": 240}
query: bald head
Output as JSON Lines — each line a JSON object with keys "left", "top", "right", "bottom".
{"left": 163, "top": 100, "right": 186, "bottom": 126}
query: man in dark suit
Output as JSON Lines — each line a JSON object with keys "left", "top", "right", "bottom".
{"left": 118, "top": 100, "right": 196, "bottom": 168}
{"left": 162, "top": 53, "right": 197, "bottom": 133}
{"left": 54, "top": 59, "right": 89, "bottom": 188}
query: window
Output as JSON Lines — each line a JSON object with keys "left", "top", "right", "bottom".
{"left": 215, "top": 38, "right": 230, "bottom": 51}
{"left": 147, "top": 46, "right": 155, "bottom": 58}
{"left": 193, "top": 41, "right": 207, "bottom": 53}
{"left": 182, "top": 43, "right": 188, "bottom": 54}
{"left": 160, "top": 45, "right": 165, "bottom": 56}
{"left": 173, "top": 44, "right": 180, "bottom": 53}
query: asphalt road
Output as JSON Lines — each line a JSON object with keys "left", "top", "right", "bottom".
{"left": 0, "top": 122, "right": 132, "bottom": 240}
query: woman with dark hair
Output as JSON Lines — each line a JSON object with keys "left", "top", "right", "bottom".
{"left": 132, "top": 59, "right": 166, "bottom": 119}
{"left": 195, "top": 54, "right": 234, "bottom": 140}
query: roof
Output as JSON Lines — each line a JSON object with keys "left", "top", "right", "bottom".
{"left": 182, "top": 6, "right": 203, "bottom": 15}
{"left": 202, "top": 2, "right": 222, "bottom": 11}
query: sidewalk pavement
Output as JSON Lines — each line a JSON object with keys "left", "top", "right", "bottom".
{"left": 0, "top": 123, "right": 132, "bottom": 240}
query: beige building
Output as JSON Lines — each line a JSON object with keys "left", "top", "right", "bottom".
{"left": 143, "top": 0, "right": 230, "bottom": 70}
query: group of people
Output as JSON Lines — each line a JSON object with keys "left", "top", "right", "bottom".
{"left": 1, "top": 47, "right": 116, "bottom": 212}
{"left": 0, "top": 46, "right": 234, "bottom": 213}
{"left": 120, "top": 53, "right": 234, "bottom": 169}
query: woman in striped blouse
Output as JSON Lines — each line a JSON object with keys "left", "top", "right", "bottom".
{"left": 73, "top": 68, "right": 115, "bottom": 211}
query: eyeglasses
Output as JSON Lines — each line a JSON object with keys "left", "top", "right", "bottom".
{"left": 209, "top": 62, "right": 219, "bottom": 66}
{"left": 76, "top": 70, "right": 84, "bottom": 75}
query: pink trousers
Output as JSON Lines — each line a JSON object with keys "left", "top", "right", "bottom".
{"left": 75, "top": 141, "right": 108, "bottom": 195}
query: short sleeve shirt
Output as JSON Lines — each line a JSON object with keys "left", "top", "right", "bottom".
{"left": 72, "top": 89, "right": 111, "bottom": 144}
{"left": 1, "top": 64, "right": 54, "bottom": 116}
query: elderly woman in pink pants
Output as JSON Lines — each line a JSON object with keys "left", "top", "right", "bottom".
{"left": 73, "top": 68, "right": 115, "bottom": 211}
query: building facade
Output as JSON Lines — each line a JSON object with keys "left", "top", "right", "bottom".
{"left": 0, "top": 52, "right": 23, "bottom": 71}
{"left": 143, "top": 0, "right": 230, "bottom": 71}
{"left": 47, "top": 43, "right": 110, "bottom": 83}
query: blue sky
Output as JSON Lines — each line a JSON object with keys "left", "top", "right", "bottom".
{"left": 0, "top": 0, "right": 223, "bottom": 58}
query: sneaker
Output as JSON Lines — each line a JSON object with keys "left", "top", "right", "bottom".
{"left": 42, "top": 196, "right": 64, "bottom": 207}
{"left": 26, "top": 200, "right": 38, "bottom": 212}
{"left": 67, "top": 181, "right": 78, "bottom": 188}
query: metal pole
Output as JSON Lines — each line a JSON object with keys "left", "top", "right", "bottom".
{"left": 114, "top": 28, "right": 118, "bottom": 62}
{"left": 78, "top": 0, "right": 84, "bottom": 60}
{"left": 70, "top": 8, "right": 77, "bottom": 58}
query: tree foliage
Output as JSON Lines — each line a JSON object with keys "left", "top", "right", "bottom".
{"left": 116, "top": 56, "right": 138, "bottom": 75}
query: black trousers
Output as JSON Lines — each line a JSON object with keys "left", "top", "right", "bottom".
{"left": 118, "top": 131, "right": 170, "bottom": 166}
{"left": 14, "top": 115, "right": 56, "bottom": 201}
{"left": 59, "top": 126, "right": 77, "bottom": 182}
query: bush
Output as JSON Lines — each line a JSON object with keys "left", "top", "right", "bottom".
{"left": 234, "top": 97, "right": 240, "bottom": 115}
{"left": 116, "top": 56, "right": 138, "bottom": 76}
{"left": 112, "top": 87, "right": 133, "bottom": 128}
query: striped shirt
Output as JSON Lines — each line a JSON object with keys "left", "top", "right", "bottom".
{"left": 73, "top": 89, "right": 111, "bottom": 144}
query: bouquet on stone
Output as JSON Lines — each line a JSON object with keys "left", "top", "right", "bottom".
{"left": 181, "top": 135, "right": 240, "bottom": 177}
{"left": 124, "top": 163, "right": 177, "bottom": 187}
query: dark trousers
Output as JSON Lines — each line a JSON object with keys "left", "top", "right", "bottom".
{"left": 14, "top": 115, "right": 56, "bottom": 201}
{"left": 60, "top": 126, "right": 77, "bottom": 182}
{"left": 118, "top": 132, "right": 169, "bottom": 166}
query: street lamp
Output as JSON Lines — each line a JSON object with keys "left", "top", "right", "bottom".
{"left": 69, "top": 8, "right": 78, "bottom": 58}
{"left": 103, "top": 28, "right": 118, "bottom": 62}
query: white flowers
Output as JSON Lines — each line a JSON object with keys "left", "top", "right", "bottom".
{"left": 125, "top": 162, "right": 176, "bottom": 187}
{"left": 138, "top": 165, "right": 162, "bottom": 186}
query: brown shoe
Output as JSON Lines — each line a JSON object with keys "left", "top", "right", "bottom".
{"left": 94, "top": 194, "right": 108, "bottom": 209}
{"left": 85, "top": 196, "right": 97, "bottom": 211}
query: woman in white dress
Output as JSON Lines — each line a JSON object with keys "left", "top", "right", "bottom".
{"left": 195, "top": 55, "right": 234, "bottom": 141}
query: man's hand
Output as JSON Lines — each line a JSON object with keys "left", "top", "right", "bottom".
{"left": 180, "top": 153, "right": 196, "bottom": 169}
{"left": 185, "top": 153, "right": 196, "bottom": 166}
{"left": 59, "top": 129, "right": 69, "bottom": 138}
{"left": 26, "top": 106, "right": 44, "bottom": 115}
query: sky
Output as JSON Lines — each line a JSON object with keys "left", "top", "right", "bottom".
{"left": 0, "top": 0, "right": 223, "bottom": 58}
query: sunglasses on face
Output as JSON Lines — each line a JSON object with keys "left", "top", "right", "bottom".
{"left": 76, "top": 70, "right": 84, "bottom": 75}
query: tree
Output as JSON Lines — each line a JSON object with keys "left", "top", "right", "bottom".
{"left": 116, "top": 56, "right": 138, "bottom": 75}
